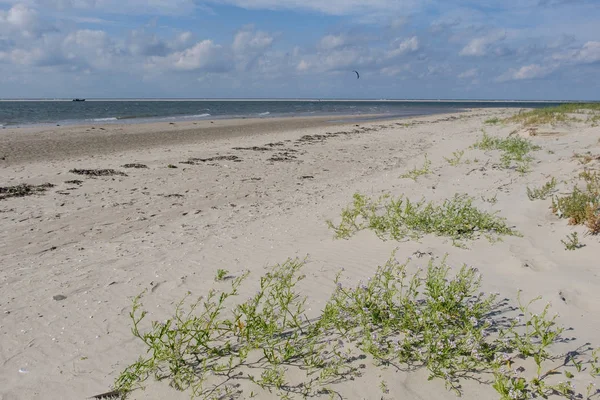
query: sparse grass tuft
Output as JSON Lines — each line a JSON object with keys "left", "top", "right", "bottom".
{"left": 401, "top": 154, "right": 432, "bottom": 181}
{"left": 472, "top": 132, "right": 540, "bottom": 170}
{"left": 214, "top": 268, "right": 229, "bottom": 281}
{"left": 485, "top": 117, "right": 501, "bottom": 125}
{"left": 561, "top": 232, "right": 584, "bottom": 250}
{"left": 572, "top": 152, "right": 600, "bottom": 165}
{"left": 526, "top": 177, "right": 557, "bottom": 200}
{"left": 327, "top": 193, "right": 519, "bottom": 246}
{"left": 444, "top": 150, "right": 465, "bottom": 166}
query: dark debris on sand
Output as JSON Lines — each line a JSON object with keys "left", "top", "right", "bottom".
{"left": 122, "top": 163, "right": 148, "bottom": 169}
{"left": 65, "top": 180, "right": 84, "bottom": 185}
{"left": 69, "top": 169, "right": 128, "bottom": 177}
{"left": 267, "top": 151, "right": 299, "bottom": 162}
{"left": 232, "top": 146, "right": 273, "bottom": 152}
{"left": 180, "top": 155, "right": 242, "bottom": 165}
{"left": 0, "top": 183, "right": 55, "bottom": 200}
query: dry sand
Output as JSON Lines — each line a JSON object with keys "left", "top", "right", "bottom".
{"left": 1, "top": 110, "right": 599, "bottom": 399}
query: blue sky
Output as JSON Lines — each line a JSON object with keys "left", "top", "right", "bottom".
{"left": 0, "top": 0, "right": 599, "bottom": 99}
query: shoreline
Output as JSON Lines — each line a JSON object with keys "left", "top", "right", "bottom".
{"left": 0, "top": 112, "right": 456, "bottom": 165}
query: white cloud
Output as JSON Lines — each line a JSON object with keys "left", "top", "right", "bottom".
{"left": 459, "top": 32, "right": 506, "bottom": 56}
{"left": 205, "top": 0, "right": 419, "bottom": 16}
{"left": 554, "top": 41, "right": 600, "bottom": 64}
{"left": 318, "top": 34, "right": 347, "bottom": 50}
{"left": 153, "top": 40, "right": 230, "bottom": 72}
{"left": 2, "top": 0, "right": 198, "bottom": 15}
{"left": 232, "top": 26, "right": 274, "bottom": 71}
{"left": 387, "top": 36, "right": 419, "bottom": 58}
{"left": 498, "top": 64, "right": 553, "bottom": 81}
{"left": 0, "top": 3, "right": 42, "bottom": 37}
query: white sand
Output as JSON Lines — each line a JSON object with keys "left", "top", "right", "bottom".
{"left": 1, "top": 110, "right": 599, "bottom": 399}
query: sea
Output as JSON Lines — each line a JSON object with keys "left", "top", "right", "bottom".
{"left": 0, "top": 99, "right": 576, "bottom": 128}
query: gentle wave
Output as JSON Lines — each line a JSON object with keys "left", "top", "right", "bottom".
{"left": 90, "top": 117, "right": 118, "bottom": 122}
{"left": 258, "top": 111, "right": 270, "bottom": 116}
{"left": 183, "top": 113, "right": 211, "bottom": 118}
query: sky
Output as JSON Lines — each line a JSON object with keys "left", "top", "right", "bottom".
{"left": 0, "top": 0, "right": 599, "bottom": 100}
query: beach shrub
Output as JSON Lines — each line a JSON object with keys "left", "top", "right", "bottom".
{"left": 526, "top": 177, "right": 557, "bottom": 200}
{"left": 113, "top": 255, "right": 597, "bottom": 400}
{"left": 552, "top": 171, "right": 600, "bottom": 234}
{"left": 327, "top": 193, "right": 519, "bottom": 246}
{"left": 472, "top": 132, "right": 540, "bottom": 170}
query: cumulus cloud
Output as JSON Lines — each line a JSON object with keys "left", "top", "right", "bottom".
{"left": 0, "top": 3, "right": 42, "bottom": 37}
{"left": 232, "top": 26, "right": 274, "bottom": 71}
{"left": 318, "top": 34, "right": 347, "bottom": 50}
{"left": 149, "top": 40, "right": 230, "bottom": 72}
{"left": 554, "top": 41, "right": 600, "bottom": 64}
{"left": 498, "top": 64, "right": 554, "bottom": 81}
{"left": 459, "top": 32, "right": 506, "bottom": 56}
{"left": 387, "top": 36, "right": 419, "bottom": 58}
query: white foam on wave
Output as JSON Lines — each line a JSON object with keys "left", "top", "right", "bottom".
{"left": 91, "top": 117, "right": 118, "bottom": 122}
{"left": 258, "top": 111, "right": 270, "bottom": 116}
{"left": 185, "top": 113, "right": 211, "bottom": 118}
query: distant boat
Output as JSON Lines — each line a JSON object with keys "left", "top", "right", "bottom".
{"left": 72, "top": 98, "right": 86, "bottom": 102}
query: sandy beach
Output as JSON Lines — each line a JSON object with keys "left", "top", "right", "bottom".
{"left": 1, "top": 109, "right": 599, "bottom": 400}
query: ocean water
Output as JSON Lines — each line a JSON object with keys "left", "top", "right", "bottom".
{"left": 0, "top": 99, "right": 570, "bottom": 128}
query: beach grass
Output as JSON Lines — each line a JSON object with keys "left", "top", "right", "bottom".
{"left": 472, "top": 131, "right": 540, "bottom": 171}
{"left": 327, "top": 193, "right": 519, "bottom": 246}
{"left": 114, "top": 254, "right": 598, "bottom": 400}
{"left": 505, "top": 104, "right": 600, "bottom": 126}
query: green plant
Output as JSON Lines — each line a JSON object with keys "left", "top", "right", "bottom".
{"left": 214, "top": 269, "right": 229, "bottom": 281}
{"left": 561, "top": 232, "right": 584, "bottom": 250}
{"left": 526, "top": 177, "right": 557, "bottom": 200}
{"left": 401, "top": 155, "right": 432, "bottom": 181}
{"left": 472, "top": 132, "right": 540, "bottom": 170}
{"left": 485, "top": 117, "right": 501, "bottom": 125}
{"left": 327, "top": 193, "right": 519, "bottom": 246}
{"left": 504, "top": 104, "right": 600, "bottom": 127}
{"left": 113, "top": 254, "right": 597, "bottom": 400}
{"left": 552, "top": 186, "right": 599, "bottom": 227}
{"left": 444, "top": 150, "right": 465, "bottom": 166}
